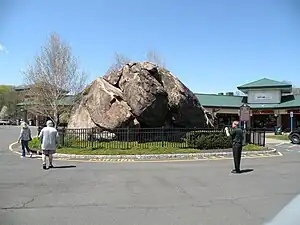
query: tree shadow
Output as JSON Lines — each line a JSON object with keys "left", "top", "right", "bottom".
{"left": 52, "top": 165, "right": 76, "bottom": 169}
{"left": 240, "top": 169, "right": 254, "bottom": 173}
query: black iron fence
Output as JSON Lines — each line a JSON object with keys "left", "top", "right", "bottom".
{"left": 37, "top": 127, "right": 266, "bottom": 149}
{"left": 244, "top": 129, "right": 266, "bottom": 147}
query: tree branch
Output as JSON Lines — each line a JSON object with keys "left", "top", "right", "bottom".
{"left": 23, "top": 32, "right": 88, "bottom": 126}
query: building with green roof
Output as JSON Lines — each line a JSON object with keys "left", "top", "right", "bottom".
{"left": 196, "top": 78, "right": 300, "bottom": 131}
{"left": 15, "top": 85, "right": 75, "bottom": 126}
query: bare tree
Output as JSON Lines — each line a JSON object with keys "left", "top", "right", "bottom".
{"left": 105, "top": 53, "right": 131, "bottom": 76}
{"left": 0, "top": 106, "right": 8, "bottom": 119}
{"left": 146, "top": 50, "right": 165, "bottom": 67}
{"left": 23, "top": 33, "right": 88, "bottom": 127}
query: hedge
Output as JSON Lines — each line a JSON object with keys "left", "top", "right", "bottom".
{"left": 185, "top": 131, "right": 232, "bottom": 150}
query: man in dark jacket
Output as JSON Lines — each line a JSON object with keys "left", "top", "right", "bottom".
{"left": 225, "top": 121, "right": 244, "bottom": 174}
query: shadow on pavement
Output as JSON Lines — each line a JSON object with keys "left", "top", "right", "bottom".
{"left": 240, "top": 169, "right": 254, "bottom": 173}
{"left": 53, "top": 165, "right": 77, "bottom": 169}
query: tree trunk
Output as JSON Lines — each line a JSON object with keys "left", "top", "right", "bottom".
{"left": 53, "top": 109, "right": 59, "bottom": 128}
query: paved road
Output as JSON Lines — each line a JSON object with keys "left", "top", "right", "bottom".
{"left": 1, "top": 126, "right": 300, "bottom": 225}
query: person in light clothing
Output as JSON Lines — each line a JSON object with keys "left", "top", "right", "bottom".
{"left": 18, "top": 122, "right": 32, "bottom": 158}
{"left": 39, "top": 120, "right": 59, "bottom": 170}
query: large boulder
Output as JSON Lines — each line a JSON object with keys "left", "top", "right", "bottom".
{"left": 158, "top": 67, "right": 206, "bottom": 128}
{"left": 68, "top": 99, "right": 96, "bottom": 129}
{"left": 69, "top": 78, "right": 136, "bottom": 130}
{"left": 117, "top": 62, "right": 168, "bottom": 127}
{"left": 69, "top": 61, "right": 212, "bottom": 129}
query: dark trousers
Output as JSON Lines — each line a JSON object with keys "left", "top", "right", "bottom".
{"left": 232, "top": 143, "right": 242, "bottom": 171}
{"left": 21, "top": 140, "right": 30, "bottom": 157}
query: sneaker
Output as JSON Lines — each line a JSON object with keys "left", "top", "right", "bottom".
{"left": 49, "top": 164, "right": 54, "bottom": 168}
{"left": 21, "top": 156, "right": 25, "bottom": 158}
{"left": 43, "top": 164, "right": 47, "bottom": 170}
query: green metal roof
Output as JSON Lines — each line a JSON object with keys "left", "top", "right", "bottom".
{"left": 196, "top": 93, "right": 300, "bottom": 109}
{"left": 237, "top": 78, "right": 291, "bottom": 90}
{"left": 195, "top": 93, "right": 245, "bottom": 108}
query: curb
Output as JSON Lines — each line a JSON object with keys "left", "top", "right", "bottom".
{"left": 9, "top": 141, "right": 281, "bottom": 162}
{"left": 54, "top": 148, "right": 280, "bottom": 161}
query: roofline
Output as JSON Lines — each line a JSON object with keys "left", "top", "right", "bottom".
{"left": 194, "top": 93, "right": 244, "bottom": 98}
{"left": 201, "top": 105, "right": 300, "bottom": 109}
{"left": 237, "top": 85, "right": 292, "bottom": 90}
{"left": 201, "top": 106, "right": 241, "bottom": 109}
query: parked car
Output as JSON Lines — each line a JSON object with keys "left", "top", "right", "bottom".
{"left": 288, "top": 128, "right": 300, "bottom": 144}
{"left": 0, "top": 120, "right": 10, "bottom": 125}
{"left": 9, "top": 120, "right": 17, "bottom": 125}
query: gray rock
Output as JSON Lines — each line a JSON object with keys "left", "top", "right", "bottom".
{"left": 103, "top": 68, "right": 123, "bottom": 86}
{"left": 118, "top": 63, "right": 168, "bottom": 127}
{"left": 70, "top": 61, "right": 213, "bottom": 129}
{"left": 158, "top": 67, "right": 207, "bottom": 128}
{"left": 84, "top": 78, "right": 135, "bottom": 130}
{"left": 68, "top": 97, "right": 96, "bottom": 129}
{"left": 68, "top": 78, "right": 135, "bottom": 130}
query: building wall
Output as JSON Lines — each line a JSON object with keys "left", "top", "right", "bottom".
{"left": 247, "top": 89, "right": 281, "bottom": 104}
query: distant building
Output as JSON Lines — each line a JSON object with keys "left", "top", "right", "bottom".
{"left": 15, "top": 85, "right": 74, "bottom": 126}
{"left": 196, "top": 78, "right": 300, "bottom": 131}
{"left": 15, "top": 78, "right": 300, "bottom": 130}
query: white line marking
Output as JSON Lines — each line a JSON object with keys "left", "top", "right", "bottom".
{"left": 9, "top": 142, "right": 21, "bottom": 155}
{"left": 274, "top": 143, "right": 286, "bottom": 147}
{"left": 8, "top": 142, "right": 282, "bottom": 163}
{"left": 265, "top": 194, "right": 300, "bottom": 225}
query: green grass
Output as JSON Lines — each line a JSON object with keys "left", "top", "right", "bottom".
{"left": 29, "top": 137, "right": 265, "bottom": 155}
{"left": 242, "top": 144, "right": 264, "bottom": 151}
{"left": 266, "top": 134, "right": 289, "bottom": 141}
{"left": 56, "top": 147, "right": 200, "bottom": 155}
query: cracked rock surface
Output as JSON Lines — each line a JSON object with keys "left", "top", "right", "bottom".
{"left": 68, "top": 62, "right": 209, "bottom": 129}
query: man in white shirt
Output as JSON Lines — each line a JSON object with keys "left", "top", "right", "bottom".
{"left": 39, "top": 120, "right": 59, "bottom": 170}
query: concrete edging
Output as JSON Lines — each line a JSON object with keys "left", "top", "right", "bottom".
{"left": 9, "top": 141, "right": 278, "bottom": 161}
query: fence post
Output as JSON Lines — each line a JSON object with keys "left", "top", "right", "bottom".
{"left": 262, "top": 130, "right": 266, "bottom": 146}
{"left": 259, "top": 131, "right": 262, "bottom": 146}
{"left": 127, "top": 127, "right": 130, "bottom": 149}
{"left": 37, "top": 126, "right": 43, "bottom": 135}
{"left": 57, "top": 127, "right": 65, "bottom": 146}
{"left": 91, "top": 128, "right": 94, "bottom": 149}
{"left": 161, "top": 127, "right": 164, "bottom": 147}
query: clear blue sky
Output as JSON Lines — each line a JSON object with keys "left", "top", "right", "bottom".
{"left": 0, "top": 0, "right": 299, "bottom": 93}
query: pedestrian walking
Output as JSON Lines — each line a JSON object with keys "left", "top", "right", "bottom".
{"left": 39, "top": 120, "right": 59, "bottom": 170}
{"left": 18, "top": 122, "right": 33, "bottom": 158}
{"left": 225, "top": 121, "right": 244, "bottom": 174}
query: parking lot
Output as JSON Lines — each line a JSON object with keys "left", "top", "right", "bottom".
{"left": 266, "top": 140, "right": 300, "bottom": 154}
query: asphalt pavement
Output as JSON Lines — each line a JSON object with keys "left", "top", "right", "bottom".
{"left": 1, "top": 126, "right": 300, "bottom": 225}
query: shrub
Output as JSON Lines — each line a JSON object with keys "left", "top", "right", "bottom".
{"left": 29, "top": 137, "right": 41, "bottom": 149}
{"left": 186, "top": 131, "right": 232, "bottom": 150}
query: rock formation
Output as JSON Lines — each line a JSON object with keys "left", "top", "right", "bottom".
{"left": 68, "top": 62, "right": 213, "bottom": 130}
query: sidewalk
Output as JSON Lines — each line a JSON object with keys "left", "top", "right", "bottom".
{"left": 265, "top": 138, "right": 291, "bottom": 144}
